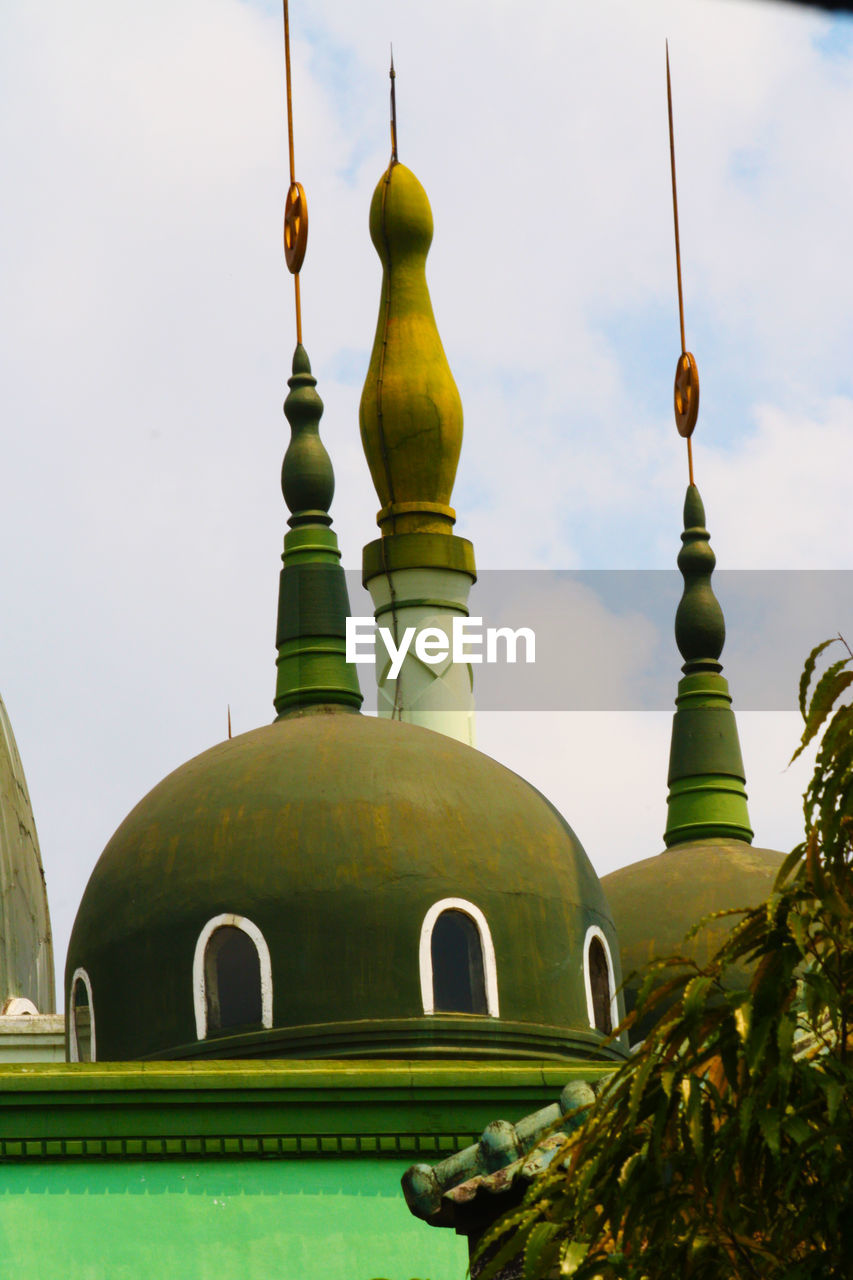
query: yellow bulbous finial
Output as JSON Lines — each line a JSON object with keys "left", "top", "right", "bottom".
{"left": 359, "top": 163, "right": 463, "bottom": 536}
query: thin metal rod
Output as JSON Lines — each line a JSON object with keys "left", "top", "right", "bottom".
{"left": 390, "top": 46, "right": 398, "bottom": 163}
{"left": 687, "top": 434, "right": 695, "bottom": 486}
{"left": 666, "top": 40, "right": 686, "bottom": 355}
{"left": 282, "top": 0, "right": 303, "bottom": 344}
{"left": 283, "top": 0, "right": 296, "bottom": 185}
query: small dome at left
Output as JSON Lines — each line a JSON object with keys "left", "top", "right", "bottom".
{"left": 0, "top": 693, "right": 55, "bottom": 1013}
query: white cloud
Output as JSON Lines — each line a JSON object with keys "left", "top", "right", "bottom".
{"left": 478, "top": 709, "right": 813, "bottom": 881}
{"left": 698, "top": 397, "right": 853, "bottom": 568}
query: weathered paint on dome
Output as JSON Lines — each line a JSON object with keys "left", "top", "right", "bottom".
{"left": 0, "top": 694, "right": 54, "bottom": 1013}
{"left": 66, "top": 712, "right": 623, "bottom": 1062}
{"left": 601, "top": 839, "right": 784, "bottom": 1026}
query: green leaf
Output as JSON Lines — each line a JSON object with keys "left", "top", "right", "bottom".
{"left": 485, "top": 638, "right": 853, "bottom": 1279}
{"left": 757, "top": 1106, "right": 781, "bottom": 1156}
{"left": 524, "top": 1223, "right": 560, "bottom": 1279}
{"left": 777, "top": 1010, "right": 795, "bottom": 1060}
{"left": 739, "top": 1092, "right": 755, "bottom": 1138}
{"left": 476, "top": 1227, "right": 529, "bottom": 1280}
{"left": 774, "top": 845, "right": 806, "bottom": 890}
{"left": 686, "top": 1078, "right": 704, "bottom": 1158}
{"left": 824, "top": 1078, "right": 843, "bottom": 1124}
{"left": 618, "top": 1151, "right": 641, "bottom": 1188}
{"left": 783, "top": 1113, "right": 811, "bottom": 1145}
{"left": 682, "top": 974, "right": 713, "bottom": 1018}
{"left": 477, "top": 1206, "right": 538, "bottom": 1258}
{"left": 559, "top": 1241, "right": 589, "bottom": 1275}
{"left": 627, "top": 1046, "right": 657, "bottom": 1125}
{"left": 792, "top": 663, "right": 853, "bottom": 762}
{"left": 797, "top": 637, "right": 838, "bottom": 720}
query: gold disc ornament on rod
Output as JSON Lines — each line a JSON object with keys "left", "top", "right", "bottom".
{"left": 666, "top": 41, "right": 699, "bottom": 483}
{"left": 284, "top": 181, "right": 308, "bottom": 274}
{"left": 674, "top": 350, "right": 699, "bottom": 439}
{"left": 282, "top": 0, "right": 308, "bottom": 343}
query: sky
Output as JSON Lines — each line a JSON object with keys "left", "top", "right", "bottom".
{"left": 2, "top": 0, "right": 852, "bottom": 1003}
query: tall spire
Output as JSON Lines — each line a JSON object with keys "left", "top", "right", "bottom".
{"left": 273, "top": 1, "right": 360, "bottom": 717}
{"left": 274, "top": 347, "right": 362, "bottom": 718}
{"left": 359, "top": 63, "right": 476, "bottom": 744}
{"left": 663, "top": 486, "right": 753, "bottom": 846}
{"left": 662, "top": 46, "right": 751, "bottom": 846}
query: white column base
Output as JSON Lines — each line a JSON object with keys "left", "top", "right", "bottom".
{"left": 366, "top": 567, "right": 476, "bottom": 747}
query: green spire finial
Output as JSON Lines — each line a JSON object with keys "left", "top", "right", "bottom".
{"left": 674, "top": 485, "right": 725, "bottom": 671}
{"left": 282, "top": 344, "right": 334, "bottom": 525}
{"left": 664, "top": 484, "right": 753, "bottom": 847}
{"left": 359, "top": 163, "right": 463, "bottom": 536}
{"left": 274, "top": 344, "right": 362, "bottom": 718}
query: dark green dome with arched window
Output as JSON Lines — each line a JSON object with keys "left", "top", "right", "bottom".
{"left": 65, "top": 709, "right": 626, "bottom": 1063}
{"left": 65, "top": 235, "right": 628, "bottom": 1067}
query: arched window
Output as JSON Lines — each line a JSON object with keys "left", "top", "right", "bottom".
{"left": 69, "top": 967, "right": 95, "bottom": 1062}
{"left": 432, "top": 911, "right": 487, "bottom": 1013}
{"left": 583, "top": 925, "right": 616, "bottom": 1036}
{"left": 193, "top": 914, "right": 273, "bottom": 1039}
{"left": 419, "top": 898, "right": 499, "bottom": 1017}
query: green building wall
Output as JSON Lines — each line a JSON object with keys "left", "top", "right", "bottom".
{"left": 0, "top": 1160, "right": 467, "bottom": 1280}
{"left": 0, "top": 1058, "right": 612, "bottom": 1280}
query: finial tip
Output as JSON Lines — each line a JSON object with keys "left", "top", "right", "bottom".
{"left": 292, "top": 342, "right": 311, "bottom": 375}
{"left": 389, "top": 43, "right": 398, "bottom": 163}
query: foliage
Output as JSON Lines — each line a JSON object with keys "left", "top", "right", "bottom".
{"left": 478, "top": 638, "right": 853, "bottom": 1279}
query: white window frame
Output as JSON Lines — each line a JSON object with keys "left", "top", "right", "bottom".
{"left": 193, "top": 913, "right": 273, "bottom": 1039}
{"left": 419, "top": 897, "right": 499, "bottom": 1017}
{"left": 69, "top": 966, "right": 96, "bottom": 1062}
{"left": 583, "top": 924, "right": 618, "bottom": 1033}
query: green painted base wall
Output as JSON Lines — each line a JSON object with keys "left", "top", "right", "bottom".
{"left": 0, "top": 1060, "right": 618, "bottom": 1278}
{"left": 0, "top": 1158, "right": 466, "bottom": 1280}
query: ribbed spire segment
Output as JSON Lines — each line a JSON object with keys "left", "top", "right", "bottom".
{"left": 664, "top": 484, "right": 753, "bottom": 847}
{"left": 274, "top": 344, "right": 362, "bottom": 718}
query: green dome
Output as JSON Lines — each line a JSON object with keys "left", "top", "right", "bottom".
{"left": 602, "top": 484, "right": 785, "bottom": 1043}
{"left": 66, "top": 712, "right": 625, "bottom": 1062}
{"left": 601, "top": 839, "right": 784, "bottom": 1029}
